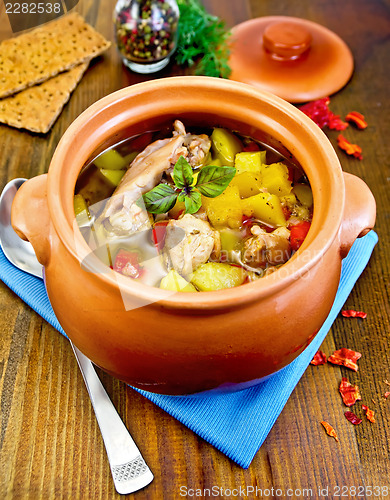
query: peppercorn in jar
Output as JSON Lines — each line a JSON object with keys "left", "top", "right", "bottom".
{"left": 114, "top": 0, "right": 180, "bottom": 73}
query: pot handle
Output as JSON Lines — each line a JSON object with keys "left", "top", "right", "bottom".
{"left": 339, "top": 172, "right": 376, "bottom": 258}
{"left": 11, "top": 174, "right": 52, "bottom": 266}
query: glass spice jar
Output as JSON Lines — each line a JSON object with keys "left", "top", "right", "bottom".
{"left": 114, "top": 0, "right": 180, "bottom": 74}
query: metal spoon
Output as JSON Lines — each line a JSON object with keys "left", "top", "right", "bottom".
{"left": 0, "top": 178, "right": 153, "bottom": 495}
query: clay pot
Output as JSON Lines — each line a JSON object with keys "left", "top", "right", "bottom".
{"left": 11, "top": 77, "right": 376, "bottom": 395}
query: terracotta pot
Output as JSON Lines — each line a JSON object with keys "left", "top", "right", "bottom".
{"left": 11, "top": 77, "right": 376, "bottom": 395}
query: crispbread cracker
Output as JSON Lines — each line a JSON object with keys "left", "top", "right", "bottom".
{"left": 0, "top": 62, "right": 88, "bottom": 133}
{"left": 0, "top": 12, "right": 110, "bottom": 98}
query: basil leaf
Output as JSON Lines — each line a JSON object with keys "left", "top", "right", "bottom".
{"left": 195, "top": 165, "right": 236, "bottom": 197}
{"left": 183, "top": 190, "right": 202, "bottom": 214}
{"left": 172, "top": 156, "right": 194, "bottom": 188}
{"left": 177, "top": 190, "right": 187, "bottom": 203}
{"left": 142, "top": 184, "right": 178, "bottom": 214}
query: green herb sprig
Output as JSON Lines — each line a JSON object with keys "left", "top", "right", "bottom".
{"left": 142, "top": 156, "right": 236, "bottom": 214}
{"left": 175, "top": 0, "right": 231, "bottom": 78}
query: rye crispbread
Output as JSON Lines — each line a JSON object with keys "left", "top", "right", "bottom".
{"left": 0, "top": 62, "right": 88, "bottom": 133}
{"left": 0, "top": 12, "right": 110, "bottom": 98}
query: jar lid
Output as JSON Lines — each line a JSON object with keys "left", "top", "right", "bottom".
{"left": 228, "top": 16, "right": 354, "bottom": 103}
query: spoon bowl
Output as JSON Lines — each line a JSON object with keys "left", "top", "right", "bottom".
{"left": 0, "top": 178, "right": 43, "bottom": 278}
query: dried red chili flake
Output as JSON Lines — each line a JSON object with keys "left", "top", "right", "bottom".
{"left": 339, "top": 377, "right": 362, "bottom": 407}
{"left": 344, "top": 411, "right": 362, "bottom": 425}
{"left": 320, "top": 421, "right": 339, "bottom": 441}
{"left": 299, "top": 97, "right": 348, "bottom": 130}
{"left": 341, "top": 309, "right": 367, "bottom": 319}
{"left": 328, "top": 113, "right": 349, "bottom": 131}
{"left": 310, "top": 350, "right": 327, "bottom": 365}
{"left": 328, "top": 348, "right": 362, "bottom": 372}
{"left": 384, "top": 392, "right": 390, "bottom": 399}
{"left": 337, "top": 134, "right": 363, "bottom": 160}
{"left": 362, "top": 404, "right": 375, "bottom": 423}
{"left": 345, "top": 111, "right": 368, "bottom": 129}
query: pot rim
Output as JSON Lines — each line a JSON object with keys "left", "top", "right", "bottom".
{"left": 48, "top": 76, "right": 344, "bottom": 310}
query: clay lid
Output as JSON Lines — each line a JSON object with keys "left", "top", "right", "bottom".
{"left": 228, "top": 16, "right": 354, "bottom": 103}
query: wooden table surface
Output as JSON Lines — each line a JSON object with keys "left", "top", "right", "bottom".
{"left": 1, "top": 0, "right": 389, "bottom": 498}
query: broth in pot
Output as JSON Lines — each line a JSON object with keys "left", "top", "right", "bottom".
{"left": 74, "top": 120, "right": 313, "bottom": 292}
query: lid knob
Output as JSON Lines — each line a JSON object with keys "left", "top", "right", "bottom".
{"left": 263, "top": 21, "right": 312, "bottom": 61}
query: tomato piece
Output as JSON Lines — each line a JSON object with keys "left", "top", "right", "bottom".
{"left": 282, "top": 206, "right": 292, "bottom": 220}
{"left": 113, "top": 249, "right": 144, "bottom": 278}
{"left": 242, "top": 141, "right": 260, "bottom": 152}
{"left": 241, "top": 216, "right": 255, "bottom": 238}
{"left": 152, "top": 220, "right": 169, "bottom": 251}
{"left": 129, "top": 132, "right": 153, "bottom": 152}
{"left": 175, "top": 209, "right": 184, "bottom": 220}
{"left": 290, "top": 221, "right": 311, "bottom": 250}
{"left": 242, "top": 216, "right": 254, "bottom": 227}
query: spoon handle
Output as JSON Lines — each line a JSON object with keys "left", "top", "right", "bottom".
{"left": 70, "top": 342, "right": 153, "bottom": 495}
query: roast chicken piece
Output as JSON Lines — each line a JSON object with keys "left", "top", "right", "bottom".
{"left": 169, "top": 120, "right": 211, "bottom": 167}
{"left": 243, "top": 225, "right": 291, "bottom": 267}
{"left": 163, "top": 214, "right": 221, "bottom": 277}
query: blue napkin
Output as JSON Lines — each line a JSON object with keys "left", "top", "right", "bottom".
{"left": 0, "top": 231, "right": 378, "bottom": 468}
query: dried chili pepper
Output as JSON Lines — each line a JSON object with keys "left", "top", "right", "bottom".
{"left": 362, "top": 404, "right": 375, "bottom": 423}
{"left": 310, "top": 350, "right": 327, "bottom": 365}
{"left": 345, "top": 111, "right": 368, "bottom": 129}
{"left": 328, "top": 348, "right": 362, "bottom": 372}
{"left": 328, "top": 113, "right": 349, "bottom": 131}
{"left": 299, "top": 97, "right": 348, "bottom": 130}
{"left": 337, "top": 134, "right": 363, "bottom": 160}
{"left": 384, "top": 392, "right": 390, "bottom": 399}
{"left": 344, "top": 411, "right": 362, "bottom": 425}
{"left": 320, "top": 421, "right": 339, "bottom": 441}
{"left": 339, "top": 377, "right": 362, "bottom": 407}
{"left": 342, "top": 309, "right": 367, "bottom": 319}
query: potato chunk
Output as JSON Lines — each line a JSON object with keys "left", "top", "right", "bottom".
{"left": 234, "top": 151, "right": 265, "bottom": 175}
{"left": 260, "top": 162, "right": 292, "bottom": 197}
{"left": 202, "top": 185, "right": 243, "bottom": 228}
{"left": 74, "top": 193, "right": 89, "bottom": 217}
{"left": 168, "top": 199, "right": 186, "bottom": 219}
{"left": 241, "top": 192, "right": 287, "bottom": 227}
{"left": 293, "top": 183, "right": 313, "bottom": 208}
{"left": 211, "top": 128, "right": 243, "bottom": 166}
{"left": 230, "top": 172, "right": 262, "bottom": 198}
{"left": 190, "top": 262, "right": 247, "bottom": 291}
{"left": 93, "top": 149, "right": 127, "bottom": 170}
{"left": 99, "top": 168, "right": 125, "bottom": 187}
{"left": 160, "top": 270, "right": 197, "bottom": 292}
